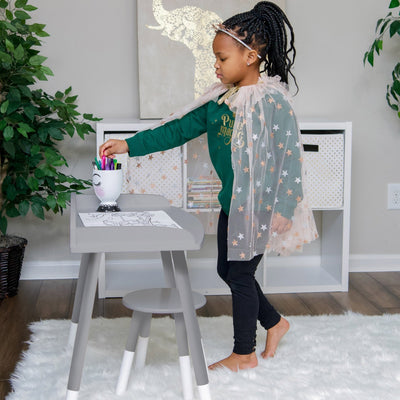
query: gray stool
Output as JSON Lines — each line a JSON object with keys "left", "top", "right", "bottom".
{"left": 116, "top": 287, "right": 206, "bottom": 400}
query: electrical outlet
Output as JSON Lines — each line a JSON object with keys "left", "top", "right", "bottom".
{"left": 388, "top": 184, "right": 400, "bottom": 209}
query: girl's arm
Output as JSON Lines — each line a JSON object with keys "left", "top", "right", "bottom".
{"left": 271, "top": 98, "right": 303, "bottom": 221}
{"left": 100, "top": 102, "right": 209, "bottom": 159}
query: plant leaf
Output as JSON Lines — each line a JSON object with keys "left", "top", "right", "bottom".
{"left": 29, "top": 23, "right": 49, "bottom": 37}
{"left": 48, "top": 127, "right": 64, "bottom": 140}
{"left": 23, "top": 5, "right": 37, "bottom": 12}
{"left": 18, "top": 200, "right": 30, "bottom": 216}
{"left": 5, "top": 9, "right": 13, "bottom": 20}
{"left": 6, "top": 205, "right": 20, "bottom": 218}
{"left": 6, "top": 184, "right": 18, "bottom": 201}
{"left": 46, "top": 195, "right": 57, "bottom": 210}
{"left": 24, "top": 105, "right": 38, "bottom": 121}
{"left": 0, "top": 100, "right": 9, "bottom": 113}
{"left": 4, "top": 126, "right": 14, "bottom": 141}
{"left": 56, "top": 192, "right": 70, "bottom": 208}
{"left": 0, "top": 216, "right": 7, "bottom": 235}
{"left": 0, "top": 50, "right": 12, "bottom": 64}
{"left": 31, "top": 202, "right": 45, "bottom": 219}
{"left": 393, "top": 80, "right": 400, "bottom": 95}
{"left": 29, "top": 55, "right": 47, "bottom": 66}
{"left": 14, "top": 10, "right": 31, "bottom": 20}
{"left": 40, "top": 65, "right": 54, "bottom": 77}
{"left": 15, "top": 0, "right": 28, "bottom": 7}
{"left": 64, "top": 123, "right": 74, "bottom": 137}
{"left": 389, "top": 0, "right": 400, "bottom": 8}
{"left": 3, "top": 141, "right": 15, "bottom": 157}
{"left": 8, "top": 87, "right": 21, "bottom": 103}
{"left": 17, "top": 122, "right": 35, "bottom": 137}
{"left": 27, "top": 176, "right": 39, "bottom": 191}
{"left": 65, "top": 95, "right": 78, "bottom": 104}
{"left": 14, "top": 44, "right": 24, "bottom": 60}
{"left": 38, "top": 126, "right": 48, "bottom": 142}
{"left": 389, "top": 20, "right": 400, "bottom": 37}
{"left": 5, "top": 38, "right": 14, "bottom": 53}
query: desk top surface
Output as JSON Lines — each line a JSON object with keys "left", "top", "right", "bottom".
{"left": 70, "top": 193, "right": 205, "bottom": 253}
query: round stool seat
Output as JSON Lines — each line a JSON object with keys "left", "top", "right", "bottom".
{"left": 122, "top": 288, "right": 206, "bottom": 314}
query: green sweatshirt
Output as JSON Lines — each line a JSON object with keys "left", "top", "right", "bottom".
{"left": 126, "top": 98, "right": 301, "bottom": 219}
{"left": 126, "top": 100, "right": 234, "bottom": 215}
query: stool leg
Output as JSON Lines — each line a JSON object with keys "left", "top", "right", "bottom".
{"left": 133, "top": 313, "right": 151, "bottom": 370}
{"left": 116, "top": 311, "right": 147, "bottom": 395}
{"left": 174, "top": 313, "right": 194, "bottom": 400}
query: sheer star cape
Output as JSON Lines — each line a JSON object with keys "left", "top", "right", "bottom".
{"left": 146, "top": 75, "right": 318, "bottom": 261}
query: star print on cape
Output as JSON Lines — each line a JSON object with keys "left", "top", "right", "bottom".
{"left": 224, "top": 76, "right": 318, "bottom": 260}
{"left": 139, "top": 75, "right": 318, "bottom": 260}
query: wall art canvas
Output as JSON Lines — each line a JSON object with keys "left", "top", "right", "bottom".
{"left": 137, "top": 0, "right": 285, "bottom": 119}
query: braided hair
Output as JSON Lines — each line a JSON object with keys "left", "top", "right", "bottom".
{"left": 223, "top": 1, "right": 297, "bottom": 90}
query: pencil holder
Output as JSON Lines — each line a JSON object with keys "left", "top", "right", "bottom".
{"left": 92, "top": 169, "right": 123, "bottom": 212}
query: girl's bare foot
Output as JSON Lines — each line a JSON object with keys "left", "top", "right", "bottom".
{"left": 261, "top": 317, "right": 290, "bottom": 359}
{"left": 208, "top": 352, "right": 258, "bottom": 372}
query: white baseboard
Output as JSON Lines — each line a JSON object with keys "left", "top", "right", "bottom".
{"left": 349, "top": 254, "right": 400, "bottom": 272}
{"left": 20, "top": 254, "right": 400, "bottom": 281}
{"left": 20, "top": 260, "right": 80, "bottom": 280}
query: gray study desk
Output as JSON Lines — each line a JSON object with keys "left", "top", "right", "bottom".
{"left": 67, "top": 193, "right": 211, "bottom": 400}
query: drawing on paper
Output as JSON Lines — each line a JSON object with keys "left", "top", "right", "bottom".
{"left": 79, "top": 211, "right": 182, "bottom": 229}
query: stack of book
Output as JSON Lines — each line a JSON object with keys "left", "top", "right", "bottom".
{"left": 187, "top": 178, "right": 222, "bottom": 209}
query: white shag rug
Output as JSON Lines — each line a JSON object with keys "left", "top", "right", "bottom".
{"left": 7, "top": 313, "right": 400, "bottom": 400}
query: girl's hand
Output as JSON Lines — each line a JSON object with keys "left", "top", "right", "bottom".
{"left": 271, "top": 213, "right": 292, "bottom": 234}
{"left": 99, "top": 139, "right": 129, "bottom": 159}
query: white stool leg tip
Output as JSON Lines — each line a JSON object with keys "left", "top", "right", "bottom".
{"left": 197, "top": 383, "right": 211, "bottom": 400}
{"left": 179, "top": 355, "right": 193, "bottom": 400}
{"left": 66, "top": 389, "right": 79, "bottom": 400}
{"left": 116, "top": 350, "right": 135, "bottom": 395}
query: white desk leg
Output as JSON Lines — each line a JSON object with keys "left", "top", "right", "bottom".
{"left": 66, "top": 252, "right": 102, "bottom": 399}
{"left": 171, "top": 251, "right": 211, "bottom": 400}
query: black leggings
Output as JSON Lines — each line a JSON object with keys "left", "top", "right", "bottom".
{"left": 217, "top": 210, "right": 281, "bottom": 355}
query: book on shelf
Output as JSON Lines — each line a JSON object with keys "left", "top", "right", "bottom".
{"left": 187, "top": 177, "right": 222, "bottom": 209}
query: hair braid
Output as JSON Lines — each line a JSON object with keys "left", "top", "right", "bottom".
{"left": 223, "top": 1, "right": 297, "bottom": 91}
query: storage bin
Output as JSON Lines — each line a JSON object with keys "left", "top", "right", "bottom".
{"left": 302, "top": 132, "right": 345, "bottom": 208}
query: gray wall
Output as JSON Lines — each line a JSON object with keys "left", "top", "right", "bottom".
{"left": 10, "top": 0, "right": 400, "bottom": 275}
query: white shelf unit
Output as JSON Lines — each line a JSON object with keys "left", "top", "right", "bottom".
{"left": 95, "top": 120, "right": 352, "bottom": 296}
{"left": 262, "top": 121, "right": 352, "bottom": 294}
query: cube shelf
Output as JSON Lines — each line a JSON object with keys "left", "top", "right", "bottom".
{"left": 95, "top": 120, "right": 352, "bottom": 296}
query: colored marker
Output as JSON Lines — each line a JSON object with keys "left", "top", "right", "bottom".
{"left": 102, "top": 155, "right": 106, "bottom": 170}
{"left": 113, "top": 159, "right": 117, "bottom": 170}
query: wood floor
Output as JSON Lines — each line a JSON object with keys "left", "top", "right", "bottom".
{"left": 1, "top": 271, "right": 400, "bottom": 398}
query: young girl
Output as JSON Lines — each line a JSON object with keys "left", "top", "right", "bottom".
{"left": 100, "top": 1, "right": 317, "bottom": 372}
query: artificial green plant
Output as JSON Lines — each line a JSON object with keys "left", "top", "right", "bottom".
{"left": 0, "top": 0, "right": 100, "bottom": 236}
{"left": 364, "top": 0, "right": 400, "bottom": 119}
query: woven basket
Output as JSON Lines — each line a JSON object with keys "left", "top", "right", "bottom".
{"left": 0, "top": 236, "right": 28, "bottom": 300}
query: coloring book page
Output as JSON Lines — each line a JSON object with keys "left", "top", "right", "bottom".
{"left": 79, "top": 211, "right": 182, "bottom": 229}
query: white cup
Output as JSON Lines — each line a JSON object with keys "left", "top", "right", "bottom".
{"left": 92, "top": 169, "right": 123, "bottom": 212}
